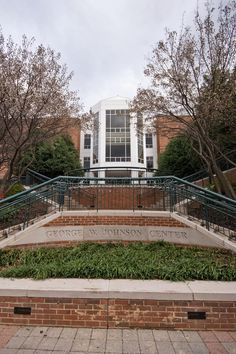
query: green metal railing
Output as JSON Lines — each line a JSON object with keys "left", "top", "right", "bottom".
{"left": 0, "top": 175, "right": 235, "bottom": 238}
{"left": 23, "top": 168, "right": 51, "bottom": 186}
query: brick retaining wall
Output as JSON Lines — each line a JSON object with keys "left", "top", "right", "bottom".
{"left": 67, "top": 186, "right": 166, "bottom": 210}
{"left": 45, "top": 216, "right": 186, "bottom": 228}
{"left": 0, "top": 297, "right": 235, "bottom": 330}
{"left": 0, "top": 278, "right": 235, "bottom": 330}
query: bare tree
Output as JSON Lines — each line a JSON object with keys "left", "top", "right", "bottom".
{"left": 131, "top": 1, "right": 236, "bottom": 199}
{"left": 0, "top": 31, "right": 89, "bottom": 192}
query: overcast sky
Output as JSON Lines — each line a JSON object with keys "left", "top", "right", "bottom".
{"left": 0, "top": 0, "right": 221, "bottom": 110}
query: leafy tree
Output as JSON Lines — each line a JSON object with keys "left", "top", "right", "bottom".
{"left": 198, "top": 69, "right": 236, "bottom": 154}
{"left": 132, "top": 1, "right": 236, "bottom": 198}
{"left": 157, "top": 136, "right": 202, "bottom": 178}
{"left": 0, "top": 31, "right": 89, "bottom": 192}
{"left": 23, "top": 135, "right": 83, "bottom": 178}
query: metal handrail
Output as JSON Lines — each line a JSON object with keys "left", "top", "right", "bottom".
{"left": 1, "top": 175, "right": 236, "bottom": 207}
{"left": 27, "top": 168, "right": 51, "bottom": 181}
{"left": 0, "top": 174, "right": 235, "bottom": 236}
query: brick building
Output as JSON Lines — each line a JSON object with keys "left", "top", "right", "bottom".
{"left": 68, "top": 126, "right": 81, "bottom": 151}
{"left": 155, "top": 115, "right": 187, "bottom": 156}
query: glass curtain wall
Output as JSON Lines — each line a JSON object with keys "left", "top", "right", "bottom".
{"left": 137, "top": 114, "right": 144, "bottom": 163}
{"left": 106, "top": 110, "right": 131, "bottom": 162}
{"left": 93, "top": 112, "right": 99, "bottom": 164}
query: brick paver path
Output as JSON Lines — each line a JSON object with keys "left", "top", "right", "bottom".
{"left": 0, "top": 326, "right": 19, "bottom": 351}
{"left": 0, "top": 326, "right": 235, "bottom": 353}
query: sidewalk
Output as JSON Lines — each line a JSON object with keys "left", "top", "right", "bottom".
{"left": 0, "top": 326, "right": 236, "bottom": 353}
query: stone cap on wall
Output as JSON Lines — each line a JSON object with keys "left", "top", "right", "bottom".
{"left": 0, "top": 278, "right": 235, "bottom": 301}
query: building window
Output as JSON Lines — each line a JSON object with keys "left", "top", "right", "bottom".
{"left": 83, "top": 157, "right": 90, "bottom": 170}
{"left": 146, "top": 156, "right": 154, "bottom": 169}
{"left": 84, "top": 134, "right": 91, "bottom": 149}
{"left": 137, "top": 114, "right": 144, "bottom": 163}
{"left": 105, "top": 109, "right": 131, "bottom": 162}
{"left": 146, "top": 133, "right": 153, "bottom": 148}
{"left": 93, "top": 113, "right": 99, "bottom": 163}
{"left": 137, "top": 131, "right": 144, "bottom": 163}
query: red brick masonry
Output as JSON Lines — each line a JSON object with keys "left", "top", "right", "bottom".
{"left": 45, "top": 216, "right": 186, "bottom": 227}
{"left": 0, "top": 297, "right": 235, "bottom": 330}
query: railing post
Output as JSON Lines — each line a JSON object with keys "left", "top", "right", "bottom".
{"left": 132, "top": 180, "right": 135, "bottom": 211}
{"left": 23, "top": 195, "right": 31, "bottom": 230}
{"left": 68, "top": 187, "right": 71, "bottom": 210}
{"left": 58, "top": 182, "right": 65, "bottom": 211}
{"left": 25, "top": 172, "right": 30, "bottom": 187}
{"left": 163, "top": 186, "right": 166, "bottom": 211}
{"left": 96, "top": 181, "right": 99, "bottom": 212}
{"left": 169, "top": 187, "right": 173, "bottom": 212}
{"left": 169, "top": 184, "right": 176, "bottom": 212}
{"left": 202, "top": 202, "right": 210, "bottom": 230}
{"left": 23, "top": 199, "right": 27, "bottom": 230}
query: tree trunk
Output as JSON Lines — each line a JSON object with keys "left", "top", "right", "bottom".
{"left": 0, "top": 171, "right": 10, "bottom": 195}
{"left": 208, "top": 164, "right": 222, "bottom": 194}
{"left": 212, "top": 162, "right": 236, "bottom": 199}
{"left": 200, "top": 139, "right": 236, "bottom": 199}
{"left": 0, "top": 161, "right": 15, "bottom": 195}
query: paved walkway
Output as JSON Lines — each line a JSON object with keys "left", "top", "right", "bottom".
{"left": 0, "top": 326, "right": 235, "bottom": 354}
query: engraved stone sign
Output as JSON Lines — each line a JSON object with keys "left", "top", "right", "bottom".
{"left": 84, "top": 226, "right": 147, "bottom": 241}
{"left": 46, "top": 229, "right": 83, "bottom": 240}
{"left": 148, "top": 229, "right": 188, "bottom": 242}
{"left": 8, "top": 224, "right": 224, "bottom": 249}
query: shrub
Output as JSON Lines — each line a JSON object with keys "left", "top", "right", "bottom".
{"left": 19, "top": 134, "right": 83, "bottom": 178}
{"left": 6, "top": 183, "right": 24, "bottom": 197}
{"left": 157, "top": 135, "right": 202, "bottom": 178}
{"left": 0, "top": 206, "right": 17, "bottom": 224}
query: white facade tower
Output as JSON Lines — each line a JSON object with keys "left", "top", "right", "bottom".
{"left": 80, "top": 96, "right": 157, "bottom": 178}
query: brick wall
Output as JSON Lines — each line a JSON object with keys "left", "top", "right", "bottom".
{"left": 45, "top": 216, "right": 186, "bottom": 228}
{"left": 67, "top": 127, "right": 81, "bottom": 152}
{"left": 0, "top": 297, "right": 235, "bottom": 330}
{"left": 66, "top": 186, "right": 167, "bottom": 210}
{"left": 155, "top": 116, "right": 188, "bottom": 156}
